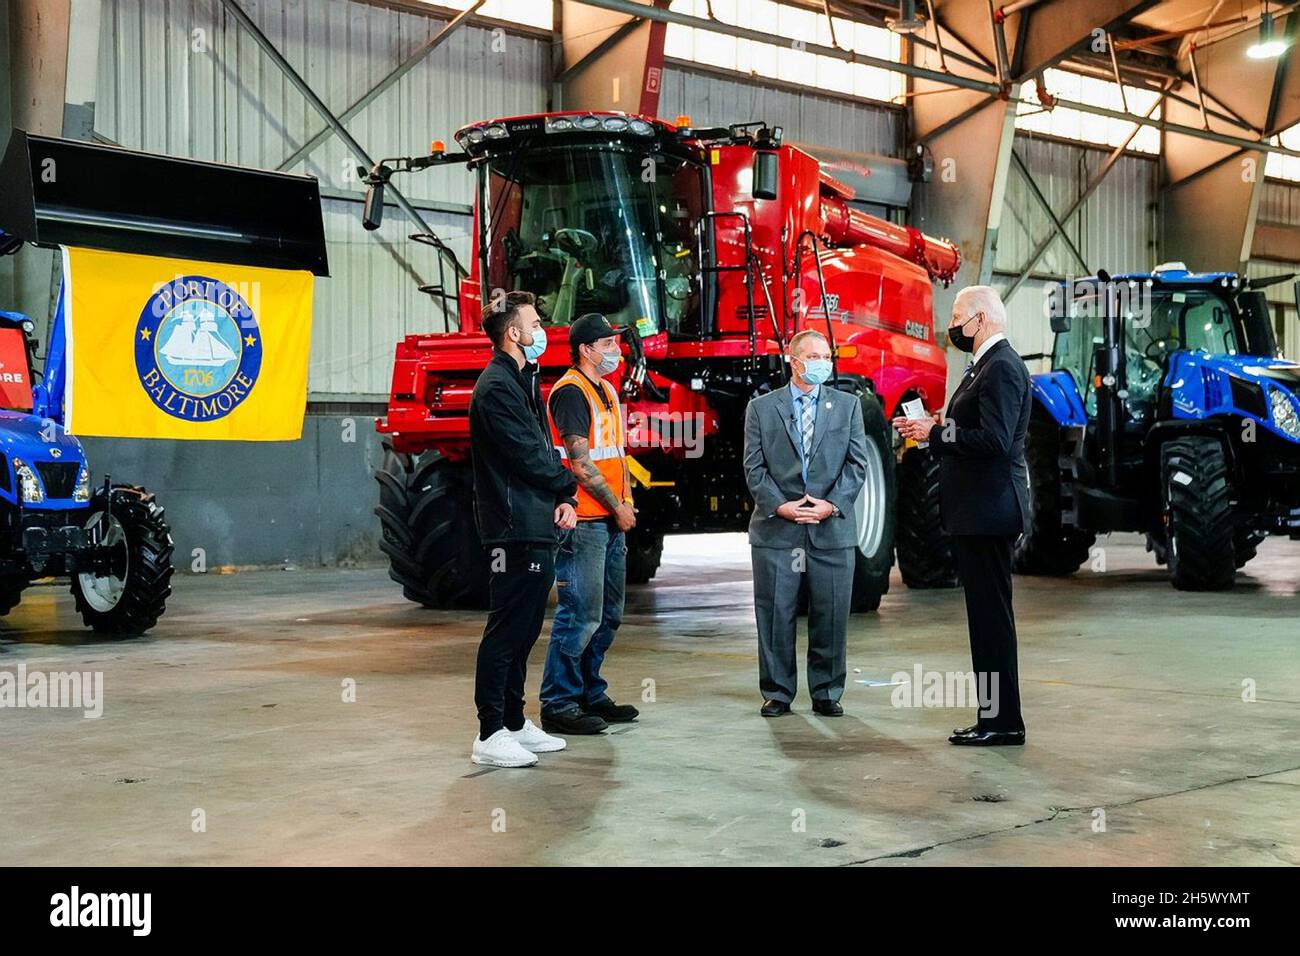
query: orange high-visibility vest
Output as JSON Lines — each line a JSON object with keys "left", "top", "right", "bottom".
{"left": 549, "top": 368, "right": 630, "bottom": 520}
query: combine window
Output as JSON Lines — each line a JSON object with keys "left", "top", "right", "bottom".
{"left": 480, "top": 146, "right": 707, "bottom": 337}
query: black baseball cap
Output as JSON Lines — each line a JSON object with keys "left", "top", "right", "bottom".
{"left": 569, "top": 313, "right": 621, "bottom": 347}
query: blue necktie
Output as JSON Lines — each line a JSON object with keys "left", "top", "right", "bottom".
{"left": 799, "top": 394, "right": 814, "bottom": 460}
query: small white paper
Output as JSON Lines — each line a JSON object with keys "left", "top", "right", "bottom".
{"left": 902, "top": 398, "right": 929, "bottom": 447}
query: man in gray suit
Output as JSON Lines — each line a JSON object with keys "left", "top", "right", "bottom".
{"left": 743, "top": 330, "right": 868, "bottom": 718}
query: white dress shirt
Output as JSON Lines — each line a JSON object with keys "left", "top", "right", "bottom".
{"left": 972, "top": 331, "right": 1007, "bottom": 366}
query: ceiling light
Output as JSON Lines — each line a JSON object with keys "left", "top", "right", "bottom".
{"left": 1247, "top": 12, "right": 1289, "bottom": 59}
{"left": 887, "top": 0, "right": 926, "bottom": 35}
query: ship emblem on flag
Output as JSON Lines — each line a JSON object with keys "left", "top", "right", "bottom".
{"left": 134, "top": 275, "right": 263, "bottom": 423}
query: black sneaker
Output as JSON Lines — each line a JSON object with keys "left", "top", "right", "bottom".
{"left": 586, "top": 697, "right": 639, "bottom": 723}
{"left": 541, "top": 709, "right": 608, "bottom": 735}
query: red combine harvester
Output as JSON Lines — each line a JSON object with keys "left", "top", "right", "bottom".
{"left": 361, "top": 112, "right": 960, "bottom": 611}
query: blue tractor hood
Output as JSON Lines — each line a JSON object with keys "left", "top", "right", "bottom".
{"left": 1167, "top": 352, "right": 1300, "bottom": 443}
{"left": 0, "top": 410, "right": 88, "bottom": 510}
{"left": 0, "top": 410, "right": 86, "bottom": 456}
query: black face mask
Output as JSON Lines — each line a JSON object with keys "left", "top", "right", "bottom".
{"left": 948, "top": 318, "right": 979, "bottom": 353}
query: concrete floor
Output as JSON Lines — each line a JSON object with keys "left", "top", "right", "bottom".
{"left": 1, "top": 532, "right": 1297, "bottom": 866}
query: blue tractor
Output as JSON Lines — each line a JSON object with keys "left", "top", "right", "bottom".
{"left": 0, "top": 296, "right": 173, "bottom": 633}
{"left": 1016, "top": 263, "right": 1300, "bottom": 590}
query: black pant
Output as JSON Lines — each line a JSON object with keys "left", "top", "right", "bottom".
{"left": 952, "top": 535, "right": 1025, "bottom": 733}
{"left": 474, "top": 543, "right": 556, "bottom": 740}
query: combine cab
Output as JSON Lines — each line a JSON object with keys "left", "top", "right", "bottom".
{"left": 362, "top": 113, "right": 960, "bottom": 611}
{"left": 1017, "top": 264, "right": 1300, "bottom": 589}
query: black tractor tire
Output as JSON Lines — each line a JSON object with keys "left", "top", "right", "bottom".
{"left": 0, "top": 575, "right": 27, "bottom": 617}
{"left": 625, "top": 529, "right": 664, "bottom": 585}
{"left": 1162, "top": 436, "right": 1237, "bottom": 591}
{"left": 1013, "top": 417, "right": 1095, "bottom": 575}
{"left": 70, "top": 485, "right": 174, "bottom": 636}
{"left": 894, "top": 445, "right": 958, "bottom": 588}
{"left": 849, "top": 386, "right": 897, "bottom": 612}
{"left": 375, "top": 446, "right": 489, "bottom": 609}
{"left": 1149, "top": 525, "right": 1259, "bottom": 571}
{"left": 1233, "top": 529, "right": 1264, "bottom": 570}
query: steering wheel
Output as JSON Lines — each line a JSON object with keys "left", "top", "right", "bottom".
{"left": 1143, "top": 337, "right": 1173, "bottom": 363}
{"left": 552, "top": 228, "right": 598, "bottom": 257}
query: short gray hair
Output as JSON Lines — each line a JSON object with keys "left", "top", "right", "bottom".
{"left": 788, "top": 329, "right": 829, "bottom": 358}
{"left": 954, "top": 285, "right": 1007, "bottom": 328}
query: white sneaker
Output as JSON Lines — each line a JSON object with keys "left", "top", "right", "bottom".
{"left": 471, "top": 729, "right": 539, "bottom": 768}
{"left": 509, "top": 719, "right": 567, "bottom": 753}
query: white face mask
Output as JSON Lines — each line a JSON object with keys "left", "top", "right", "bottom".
{"left": 595, "top": 348, "right": 622, "bottom": 376}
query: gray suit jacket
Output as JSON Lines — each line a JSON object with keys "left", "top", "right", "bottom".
{"left": 743, "top": 384, "right": 868, "bottom": 550}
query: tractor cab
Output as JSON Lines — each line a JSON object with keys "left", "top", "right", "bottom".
{"left": 1051, "top": 265, "right": 1278, "bottom": 426}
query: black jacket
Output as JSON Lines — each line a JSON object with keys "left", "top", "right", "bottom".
{"left": 929, "top": 338, "right": 1032, "bottom": 537}
{"left": 468, "top": 350, "right": 578, "bottom": 547}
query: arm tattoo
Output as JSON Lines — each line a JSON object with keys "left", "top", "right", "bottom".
{"left": 562, "top": 434, "right": 623, "bottom": 513}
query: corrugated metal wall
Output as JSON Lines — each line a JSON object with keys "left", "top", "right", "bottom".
{"left": 94, "top": 0, "right": 548, "bottom": 398}
{"left": 995, "top": 135, "right": 1158, "bottom": 364}
{"left": 1242, "top": 181, "right": 1300, "bottom": 356}
{"left": 1259, "top": 178, "right": 1300, "bottom": 226}
{"left": 658, "top": 64, "right": 905, "bottom": 157}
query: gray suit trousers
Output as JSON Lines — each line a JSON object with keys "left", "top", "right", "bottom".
{"left": 751, "top": 542, "right": 854, "bottom": 703}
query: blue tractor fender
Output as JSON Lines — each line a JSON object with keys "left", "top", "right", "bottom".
{"left": 1029, "top": 370, "right": 1088, "bottom": 426}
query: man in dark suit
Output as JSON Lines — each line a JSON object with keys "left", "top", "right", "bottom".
{"left": 743, "top": 330, "right": 868, "bottom": 718}
{"left": 894, "top": 286, "right": 1030, "bottom": 746}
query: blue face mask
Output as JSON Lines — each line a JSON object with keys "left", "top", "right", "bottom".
{"left": 521, "top": 327, "right": 547, "bottom": 362}
{"left": 801, "top": 358, "right": 832, "bottom": 385}
{"left": 595, "top": 349, "right": 622, "bottom": 376}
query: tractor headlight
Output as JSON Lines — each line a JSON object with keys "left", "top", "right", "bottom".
{"left": 628, "top": 119, "right": 654, "bottom": 136}
{"left": 12, "top": 458, "right": 43, "bottom": 503}
{"left": 1269, "top": 389, "right": 1300, "bottom": 439}
{"left": 546, "top": 117, "right": 573, "bottom": 133}
{"left": 602, "top": 116, "right": 629, "bottom": 132}
{"left": 73, "top": 465, "right": 91, "bottom": 502}
{"left": 483, "top": 124, "right": 508, "bottom": 139}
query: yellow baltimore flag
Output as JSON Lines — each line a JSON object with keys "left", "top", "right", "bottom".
{"left": 62, "top": 246, "right": 315, "bottom": 440}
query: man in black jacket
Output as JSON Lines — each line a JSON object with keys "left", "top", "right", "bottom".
{"left": 468, "top": 291, "right": 579, "bottom": 768}
{"left": 894, "top": 285, "right": 1030, "bottom": 747}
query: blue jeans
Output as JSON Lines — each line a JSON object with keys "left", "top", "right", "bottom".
{"left": 541, "top": 519, "right": 626, "bottom": 715}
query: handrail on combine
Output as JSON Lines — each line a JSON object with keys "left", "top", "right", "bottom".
{"left": 410, "top": 232, "right": 467, "bottom": 333}
{"left": 697, "top": 210, "right": 787, "bottom": 370}
{"left": 361, "top": 149, "right": 471, "bottom": 331}
{"left": 790, "top": 230, "right": 839, "bottom": 387}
